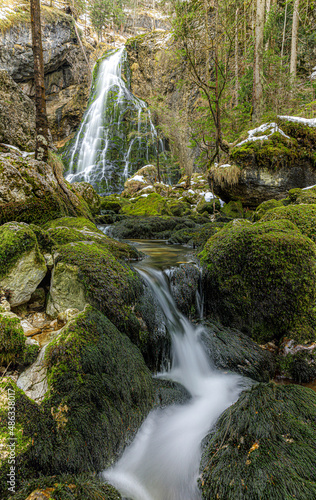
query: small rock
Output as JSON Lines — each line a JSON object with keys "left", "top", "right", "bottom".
{"left": 44, "top": 253, "right": 54, "bottom": 269}
{"left": 29, "top": 312, "right": 48, "bottom": 329}
{"left": 57, "top": 308, "right": 80, "bottom": 323}
{"left": 21, "top": 319, "right": 41, "bottom": 337}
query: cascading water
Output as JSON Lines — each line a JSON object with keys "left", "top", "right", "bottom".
{"left": 63, "top": 47, "right": 164, "bottom": 195}
{"left": 102, "top": 248, "right": 246, "bottom": 500}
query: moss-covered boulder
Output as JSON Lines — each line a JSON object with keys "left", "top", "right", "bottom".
{"left": 169, "top": 264, "right": 201, "bottom": 319}
{"left": 0, "top": 308, "right": 153, "bottom": 494}
{"left": 110, "top": 216, "right": 197, "bottom": 240}
{"left": 45, "top": 216, "right": 141, "bottom": 261}
{"left": 0, "top": 151, "right": 93, "bottom": 226}
{"left": 10, "top": 474, "right": 121, "bottom": 500}
{"left": 199, "top": 383, "right": 316, "bottom": 500}
{"left": 211, "top": 121, "right": 316, "bottom": 208}
{"left": 0, "top": 223, "right": 47, "bottom": 307}
{"left": 201, "top": 321, "right": 275, "bottom": 382}
{"left": 42, "top": 306, "right": 153, "bottom": 473}
{"left": 46, "top": 235, "right": 145, "bottom": 347}
{"left": 72, "top": 182, "right": 101, "bottom": 215}
{"left": 252, "top": 199, "right": 284, "bottom": 221}
{"left": 200, "top": 219, "right": 316, "bottom": 343}
{"left": 0, "top": 314, "right": 26, "bottom": 366}
{"left": 121, "top": 193, "right": 170, "bottom": 216}
{"left": 261, "top": 204, "right": 316, "bottom": 242}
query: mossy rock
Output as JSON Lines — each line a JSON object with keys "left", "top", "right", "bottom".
{"left": 221, "top": 200, "right": 244, "bottom": 218}
{"left": 47, "top": 239, "right": 145, "bottom": 347}
{"left": 252, "top": 199, "right": 284, "bottom": 221}
{"left": 10, "top": 473, "right": 121, "bottom": 500}
{"left": 200, "top": 321, "right": 275, "bottom": 382}
{"left": 71, "top": 182, "right": 101, "bottom": 215}
{"left": 99, "top": 194, "right": 127, "bottom": 213}
{"left": 0, "top": 223, "right": 47, "bottom": 307}
{"left": 167, "top": 200, "right": 191, "bottom": 217}
{"left": 261, "top": 204, "right": 316, "bottom": 242}
{"left": 0, "top": 378, "right": 50, "bottom": 498}
{"left": 39, "top": 306, "right": 153, "bottom": 474}
{"left": 121, "top": 193, "right": 170, "bottom": 216}
{"left": 296, "top": 186, "right": 316, "bottom": 204}
{"left": 45, "top": 217, "right": 141, "bottom": 261}
{"left": 230, "top": 132, "right": 301, "bottom": 170}
{"left": 169, "top": 264, "right": 201, "bottom": 319}
{"left": 0, "top": 314, "right": 26, "bottom": 366}
{"left": 277, "top": 348, "right": 316, "bottom": 384}
{"left": 110, "top": 216, "right": 197, "bottom": 240}
{"left": 200, "top": 219, "right": 316, "bottom": 343}
{"left": 197, "top": 199, "right": 221, "bottom": 215}
{"left": 199, "top": 383, "right": 316, "bottom": 500}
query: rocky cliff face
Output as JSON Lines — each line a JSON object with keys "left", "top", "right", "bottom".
{"left": 0, "top": 9, "right": 92, "bottom": 144}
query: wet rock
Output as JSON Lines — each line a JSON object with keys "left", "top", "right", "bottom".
{"left": 200, "top": 321, "right": 275, "bottom": 382}
{"left": 46, "top": 261, "right": 87, "bottom": 317}
{"left": 72, "top": 181, "right": 101, "bottom": 214}
{"left": 199, "top": 383, "right": 316, "bottom": 499}
{"left": 200, "top": 219, "right": 316, "bottom": 344}
{"left": 168, "top": 263, "right": 202, "bottom": 319}
{"left": 110, "top": 215, "right": 197, "bottom": 239}
{"left": 0, "top": 223, "right": 47, "bottom": 307}
{"left": 17, "top": 346, "right": 49, "bottom": 403}
{"left": 153, "top": 379, "right": 191, "bottom": 408}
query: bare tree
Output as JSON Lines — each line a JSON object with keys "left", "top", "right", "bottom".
{"left": 290, "top": 0, "right": 300, "bottom": 78}
{"left": 30, "top": 0, "right": 49, "bottom": 162}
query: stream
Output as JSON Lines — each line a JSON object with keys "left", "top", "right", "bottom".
{"left": 102, "top": 240, "right": 245, "bottom": 500}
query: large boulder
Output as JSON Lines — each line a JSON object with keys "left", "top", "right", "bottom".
{"left": 0, "top": 223, "right": 47, "bottom": 307}
{"left": 0, "top": 312, "right": 26, "bottom": 366}
{"left": 0, "top": 70, "right": 35, "bottom": 151}
{"left": 261, "top": 203, "right": 316, "bottom": 242}
{"left": 0, "top": 308, "right": 153, "bottom": 492}
{"left": 199, "top": 383, "right": 316, "bottom": 500}
{"left": 200, "top": 219, "right": 316, "bottom": 343}
{"left": 0, "top": 151, "right": 93, "bottom": 225}
{"left": 210, "top": 121, "right": 316, "bottom": 208}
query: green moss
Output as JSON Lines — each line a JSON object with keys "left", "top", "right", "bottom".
{"left": 121, "top": 193, "right": 170, "bottom": 216}
{"left": 276, "top": 350, "right": 316, "bottom": 384}
{"left": 55, "top": 241, "right": 144, "bottom": 343}
{"left": 197, "top": 199, "right": 221, "bottom": 215}
{"left": 45, "top": 217, "right": 141, "bottom": 261}
{"left": 0, "top": 223, "right": 38, "bottom": 279}
{"left": 41, "top": 306, "right": 153, "bottom": 474}
{"left": 252, "top": 199, "right": 284, "bottom": 221}
{"left": 110, "top": 216, "right": 197, "bottom": 240}
{"left": 22, "top": 343, "right": 40, "bottom": 367}
{"left": 100, "top": 195, "right": 126, "bottom": 213}
{"left": 221, "top": 200, "right": 244, "bottom": 218}
{"left": 0, "top": 315, "right": 26, "bottom": 366}
{"left": 296, "top": 186, "right": 316, "bottom": 205}
{"left": 200, "top": 383, "right": 316, "bottom": 500}
{"left": 44, "top": 217, "right": 99, "bottom": 233}
{"left": 200, "top": 219, "right": 316, "bottom": 343}
{"left": 261, "top": 204, "right": 316, "bottom": 242}
{"left": 11, "top": 473, "right": 121, "bottom": 500}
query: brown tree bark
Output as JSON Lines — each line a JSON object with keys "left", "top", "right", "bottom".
{"left": 30, "top": 0, "right": 49, "bottom": 162}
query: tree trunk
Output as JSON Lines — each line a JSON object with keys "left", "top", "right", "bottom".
{"left": 253, "top": 0, "right": 265, "bottom": 120}
{"left": 290, "top": 0, "right": 300, "bottom": 78}
{"left": 281, "top": 0, "right": 288, "bottom": 63}
{"left": 156, "top": 135, "right": 161, "bottom": 183}
{"left": 30, "top": 0, "right": 49, "bottom": 162}
{"left": 235, "top": 7, "right": 239, "bottom": 107}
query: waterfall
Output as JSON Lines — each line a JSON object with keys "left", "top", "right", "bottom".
{"left": 102, "top": 255, "right": 245, "bottom": 500}
{"left": 63, "top": 47, "right": 163, "bottom": 195}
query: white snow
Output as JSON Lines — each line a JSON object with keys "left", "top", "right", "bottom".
{"left": 204, "top": 192, "right": 215, "bottom": 202}
{"left": 278, "top": 115, "right": 316, "bottom": 127}
{"left": 131, "top": 175, "right": 146, "bottom": 183}
{"left": 235, "top": 122, "right": 290, "bottom": 147}
{"left": 302, "top": 184, "right": 316, "bottom": 190}
{"left": 141, "top": 185, "right": 154, "bottom": 190}
{"left": 188, "top": 189, "right": 195, "bottom": 194}
{"left": 218, "top": 163, "right": 231, "bottom": 168}
{"left": 140, "top": 194, "right": 149, "bottom": 197}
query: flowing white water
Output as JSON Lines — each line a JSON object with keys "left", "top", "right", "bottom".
{"left": 65, "top": 48, "right": 163, "bottom": 195}
{"left": 102, "top": 262, "right": 245, "bottom": 500}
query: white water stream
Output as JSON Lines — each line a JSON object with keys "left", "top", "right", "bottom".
{"left": 66, "top": 48, "right": 163, "bottom": 194}
{"left": 102, "top": 250, "right": 245, "bottom": 500}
